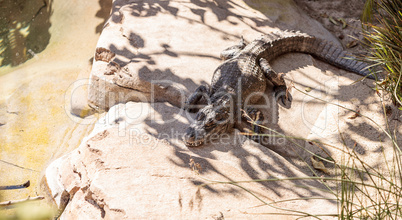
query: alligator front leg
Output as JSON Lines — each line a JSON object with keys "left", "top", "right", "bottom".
{"left": 259, "top": 58, "right": 292, "bottom": 108}
{"left": 220, "top": 36, "right": 247, "bottom": 60}
{"left": 184, "top": 84, "right": 211, "bottom": 113}
{"left": 238, "top": 107, "right": 265, "bottom": 143}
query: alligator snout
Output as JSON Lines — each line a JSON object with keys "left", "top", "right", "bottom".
{"left": 183, "top": 126, "right": 206, "bottom": 147}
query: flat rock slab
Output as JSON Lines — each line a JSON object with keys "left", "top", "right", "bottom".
{"left": 46, "top": 102, "right": 337, "bottom": 219}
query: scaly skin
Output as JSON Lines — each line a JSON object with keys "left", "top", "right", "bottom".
{"left": 183, "top": 30, "right": 375, "bottom": 147}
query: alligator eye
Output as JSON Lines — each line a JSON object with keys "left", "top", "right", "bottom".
{"left": 215, "top": 114, "right": 223, "bottom": 121}
{"left": 196, "top": 112, "right": 206, "bottom": 120}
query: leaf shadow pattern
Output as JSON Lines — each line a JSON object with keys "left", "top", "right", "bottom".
{"left": 95, "top": 0, "right": 113, "bottom": 34}
{"left": 94, "top": 0, "right": 399, "bottom": 212}
{"left": 123, "top": 100, "right": 332, "bottom": 202}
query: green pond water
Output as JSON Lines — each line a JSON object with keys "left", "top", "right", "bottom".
{"left": 0, "top": 0, "right": 111, "bottom": 217}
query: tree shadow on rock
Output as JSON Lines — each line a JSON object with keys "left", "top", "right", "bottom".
{"left": 95, "top": 0, "right": 113, "bottom": 33}
{"left": 137, "top": 86, "right": 336, "bottom": 203}
{"left": 98, "top": 0, "right": 347, "bottom": 206}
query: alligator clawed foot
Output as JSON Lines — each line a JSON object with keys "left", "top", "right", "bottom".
{"left": 241, "top": 108, "right": 264, "bottom": 144}
{"left": 242, "top": 128, "right": 262, "bottom": 143}
{"left": 275, "top": 87, "right": 292, "bottom": 109}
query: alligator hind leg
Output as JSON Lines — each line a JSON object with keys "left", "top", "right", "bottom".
{"left": 239, "top": 107, "right": 265, "bottom": 143}
{"left": 274, "top": 85, "right": 292, "bottom": 109}
{"left": 220, "top": 36, "right": 247, "bottom": 60}
{"left": 184, "top": 84, "right": 211, "bottom": 113}
{"left": 259, "top": 58, "right": 293, "bottom": 108}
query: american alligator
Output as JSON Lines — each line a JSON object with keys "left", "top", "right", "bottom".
{"left": 183, "top": 30, "right": 375, "bottom": 147}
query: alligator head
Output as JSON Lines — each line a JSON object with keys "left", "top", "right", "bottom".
{"left": 183, "top": 95, "right": 234, "bottom": 147}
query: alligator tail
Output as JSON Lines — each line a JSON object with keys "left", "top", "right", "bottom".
{"left": 258, "top": 31, "right": 375, "bottom": 79}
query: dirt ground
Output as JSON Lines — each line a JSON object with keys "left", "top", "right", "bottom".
{"left": 294, "top": 0, "right": 368, "bottom": 55}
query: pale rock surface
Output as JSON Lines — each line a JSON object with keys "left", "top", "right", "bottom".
{"left": 46, "top": 102, "right": 337, "bottom": 219}
{"left": 87, "top": 0, "right": 339, "bottom": 111}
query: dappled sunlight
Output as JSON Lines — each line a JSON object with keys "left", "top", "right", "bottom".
{"left": 1, "top": 0, "right": 400, "bottom": 218}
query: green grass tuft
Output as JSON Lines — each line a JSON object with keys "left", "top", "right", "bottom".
{"left": 362, "top": 0, "right": 402, "bottom": 106}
